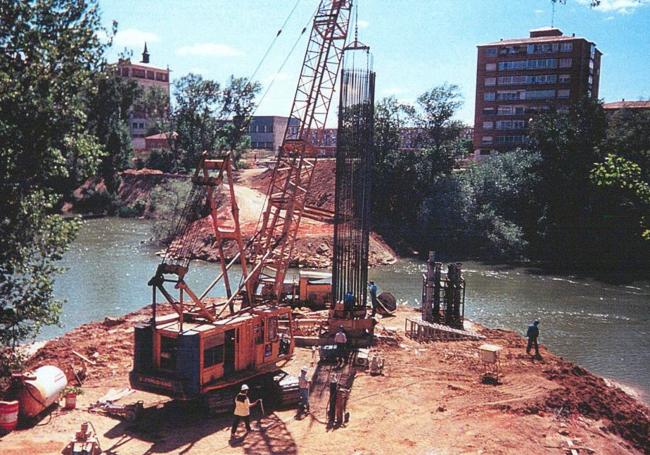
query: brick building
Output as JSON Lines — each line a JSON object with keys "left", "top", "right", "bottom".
{"left": 473, "top": 28, "right": 601, "bottom": 157}
{"left": 115, "top": 44, "right": 170, "bottom": 151}
{"left": 603, "top": 99, "right": 650, "bottom": 114}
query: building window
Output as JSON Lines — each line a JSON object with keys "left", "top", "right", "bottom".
{"left": 558, "top": 105, "right": 570, "bottom": 113}
{"left": 485, "top": 47, "right": 497, "bottom": 57}
{"left": 497, "top": 105, "right": 513, "bottom": 116}
{"left": 481, "top": 136, "right": 493, "bottom": 144}
{"left": 559, "top": 74, "right": 571, "bottom": 83}
{"left": 498, "top": 60, "right": 526, "bottom": 71}
{"left": 482, "top": 107, "right": 495, "bottom": 116}
{"left": 559, "top": 58, "right": 572, "bottom": 68}
{"left": 485, "top": 63, "right": 497, "bottom": 71}
{"left": 147, "top": 71, "right": 155, "bottom": 80}
{"left": 483, "top": 121, "right": 493, "bottom": 130}
{"left": 499, "top": 45, "right": 526, "bottom": 55}
{"left": 484, "top": 77, "right": 496, "bottom": 86}
{"left": 479, "top": 149, "right": 491, "bottom": 156}
{"left": 121, "top": 67, "right": 129, "bottom": 77}
{"left": 557, "top": 89, "right": 570, "bottom": 99}
{"left": 132, "top": 122, "right": 138, "bottom": 129}
{"left": 527, "top": 58, "right": 557, "bottom": 69}
{"left": 560, "top": 42, "right": 573, "bottom": 52}
{"left": 484, "top": 92, "right": 496, "bottom": 101}
{"left": 132, "top": 68, "right": 145, "bottom": 78}
{"left": 525, "top": 89, "right": 556, "bottom": 100}
{"left": 498, "top": 75, "right": 527, "bottom": 85}
{"left": 496, "top": 90, "right": 524, "bottom": 101}
{"left": 530, "top": 74, "right": 557, "bottom": 84}
{"left": 495, "top": 135, "right": 527, "bottom": 144}
{"left": 496, "top": 120, "right": 526, "bottom": 130}
{"left": 527, "top": 43, "right": 559, "bottom": 54}
{"left": 139, "top": 122, "right": 145, "bottom": 129}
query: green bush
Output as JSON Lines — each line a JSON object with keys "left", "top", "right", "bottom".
{"left": 145, "top": 148, "right": 176, "bottom": 173}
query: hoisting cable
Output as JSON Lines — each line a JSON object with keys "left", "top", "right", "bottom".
{"left": 235, "top": 5, "right": 320, "bottom": 293}
{"left": 247, "top": 0, "right": 302, "bottom": 84}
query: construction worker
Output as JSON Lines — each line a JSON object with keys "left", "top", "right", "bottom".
{"left": 231, "top": 384, "right": 259, "bottom": 438}
{"left": 526, "top": 320, "right": 541, "bottom": 358}
{"left": 334, "top": 325, "right": 348, "bottom": 365}
{"left": 298, "top": 367, "right": 311, "bottom": 412}
{"left": 344, "top": 290, "right": 355, "bottom": 319}
{"left": 368, "top": 281, "right": 378, "bottom": 316}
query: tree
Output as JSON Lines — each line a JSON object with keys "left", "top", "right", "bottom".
{"left": 463, "top": 150, "right": 541, "bottom": 258}
{"left": 87, "top": 71, "right": 142, "bottom": 194}
{"left": 410, "top": 83, "right": 467, "bottom": 178}
{"left": 603, "top": 107, "right": 650, "bottom": 180}
{"left": 0, "top": 0, "right": 109, "bottom": 368}
{"left": 371, "top": 97, "right": 429, "bottom": 246}
{"left": 591, "top": 153, "right": 650, "bottom": 242}
{"left": 223, "top": 76, "right": 261, "bottom": 163}
{"left": 136, "top": 85, "right": 170, "bottom": 136}
{"left": 527, "top": 98, "right": 608, "bottom": 265}
{"left": 170, "top": 74, "right": 260, "bottom": 171}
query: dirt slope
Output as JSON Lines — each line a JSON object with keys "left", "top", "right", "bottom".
{"left": 2, "top": 307, "right": 648, "bottom": 454}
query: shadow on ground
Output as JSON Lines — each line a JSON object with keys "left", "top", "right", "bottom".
{"left": 102, "top": 399, "right": 297, "bottom": 454}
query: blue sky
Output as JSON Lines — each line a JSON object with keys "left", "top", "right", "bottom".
{"left": 99, "top": 0, "right": 650, "bottom": 124}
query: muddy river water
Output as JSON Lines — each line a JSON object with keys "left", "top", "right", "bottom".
{"left": 47, "top": 218, "right": 650, "bottom": 403}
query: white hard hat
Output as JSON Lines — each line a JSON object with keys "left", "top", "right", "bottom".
{"left": 241, "top": 384, "right": 249, "bottom": 391}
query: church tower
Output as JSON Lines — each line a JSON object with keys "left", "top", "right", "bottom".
{"left": 141, "top": 42, "right": 150, "bottom": 64}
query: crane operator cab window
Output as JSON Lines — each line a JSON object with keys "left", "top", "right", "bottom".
{"left": 278, "top": 313, "right": 292, "bottom": 356}
{"left": 264, "top": 316, "right": 278, "bottom": 359}
{"left": 160, "top": 336, "right": 177, "bottom": 371}
{"left": 203, "top": 333, "right": 225, "bottom": 368}
{"left": 254, "top": 320, "right": 265, "bottom": 344}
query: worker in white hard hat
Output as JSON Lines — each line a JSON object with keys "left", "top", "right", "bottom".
{"left": 231, "top": 384, "right": 259, "bottom": 438}
{"left": 298, "top": 367, "right": 311, "bottom": 413}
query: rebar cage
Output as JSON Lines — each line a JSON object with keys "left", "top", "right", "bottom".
{"left": 332, "top": 67, "right": 376, "bottom": 307}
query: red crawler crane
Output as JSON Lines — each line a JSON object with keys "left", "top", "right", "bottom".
{"left": 130, "top": 0, "right": 353, "bottom": 402}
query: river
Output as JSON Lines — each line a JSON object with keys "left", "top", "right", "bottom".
{"left": 47, "top": 218, "right": 650, "bottom": 403}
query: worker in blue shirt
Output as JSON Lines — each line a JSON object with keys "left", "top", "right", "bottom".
{"left": 343, "top": 290, "right": 355, "bottom": 319}
{"left": 526, "top": 320, "right": 540, "bottom": 358}
{"left": 368, "top": 281, "right": 378, "bottom": 316}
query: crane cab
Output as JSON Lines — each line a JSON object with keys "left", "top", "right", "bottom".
{"left": 130, "top": 305, "right": 294, "bottom": 399}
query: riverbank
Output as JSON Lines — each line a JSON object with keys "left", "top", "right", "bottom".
{"left": 2, "top": 306, "right": 648, "bottom": 454}
{"left": 67, "top": 166, "right": 397, "bottom": 268}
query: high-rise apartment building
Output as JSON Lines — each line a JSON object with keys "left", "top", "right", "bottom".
{"left": 473, "top": 28, "right": 601, "bottom": 157}
{"left": 115, "top": 44, "right": 170, "bottom": 151}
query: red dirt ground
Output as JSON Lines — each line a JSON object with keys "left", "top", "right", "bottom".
{"left": 2, "top": 307, "right": 648, "bottom": 454}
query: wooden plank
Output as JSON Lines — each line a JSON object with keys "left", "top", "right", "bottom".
{"left": 72, "top": 350, "right": 96, "bottom": 366}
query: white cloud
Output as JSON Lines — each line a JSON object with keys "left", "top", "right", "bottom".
{"left": 577, "top": 0, "right": 649, "bottom": 14}
{"left": 176, "top": 43, "right": 243, "bottom": 57}
{"left": 113, "top": 28, "right": 160, "bottom": 48}
{"left": 534, "top": 9, "right": 545, "bottom": 14}
{"left": 357, "top": 19, "right": 369, "bottom": 29}
{"left": 604, "top": 14, "right": 616, "bottom": 19}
